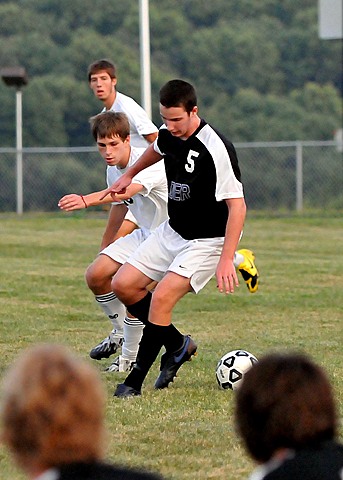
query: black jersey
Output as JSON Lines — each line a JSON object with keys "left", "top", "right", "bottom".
{"left": 262, "top": 441, "right": 343, "bottom": 480}
{"left": 155, "top": 119, "right": 244, "bottom": 240}
{"left": 58, "top": 461, "right": 163, "bottom": 479}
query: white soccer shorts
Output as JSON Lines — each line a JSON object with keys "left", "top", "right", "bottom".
{"left": 100, "top": 227, "right": 150, "bottom": 265}
{"left": 127, "top": 220, "right": 225, "bottom": 293}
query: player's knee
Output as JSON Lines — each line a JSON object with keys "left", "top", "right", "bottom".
{"left": 111, "top": 275, "right": 139, "bottom": 304}
{"left": 85, "top": 264, "right": 103, "bottom": 291}
{"left": 150, "top": 289, "right": 169, "bottom": 313}
{"left": 111, "top": 275, "right": 126, "bottom": 298}
{"left": 84, "top": 265, "right": 92, "bottom": 287}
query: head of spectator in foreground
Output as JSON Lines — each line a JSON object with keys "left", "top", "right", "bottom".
{"left": 0, "top": 343, "right": 106, "bottom": 478}
{"left": 235, "top": 352, "right": 337, "bottom": 463}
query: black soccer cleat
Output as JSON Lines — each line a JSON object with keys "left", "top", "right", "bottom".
{"left": 113, "top": 383, "right": 141, "bottom": 398}
{"left": 154, "top": 335, "right": 197, "bottom": 389}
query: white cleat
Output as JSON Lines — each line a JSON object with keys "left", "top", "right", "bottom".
{"left": 105, "top": 355, "right": 135, "bottom": 373}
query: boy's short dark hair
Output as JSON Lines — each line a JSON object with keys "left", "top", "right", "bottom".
{"left": 159, "top": 79, "right": 197, "bottom": 113}
{"left": 90, "top": 111, "right": 130, "bottom": 142}
{"left": 87, "top": 59, "right": 116, "bottom": 82}
{"left": 235, "top": 352, "right": 337, "bottom": 463}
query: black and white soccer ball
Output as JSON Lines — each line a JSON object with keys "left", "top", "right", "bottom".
{"left": 216, "top": 349, "right": 258, "bottom": 391}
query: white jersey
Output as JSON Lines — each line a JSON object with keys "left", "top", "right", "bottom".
{"left": 104, "top": 92, "right": 158, "bottom": 148}
{"left": 107, "top": 146, "right": 168, "bottom": 232}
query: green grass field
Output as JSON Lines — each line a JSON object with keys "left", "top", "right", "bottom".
{"left": 0, "top": 212, "right": 342, "bottom": 479}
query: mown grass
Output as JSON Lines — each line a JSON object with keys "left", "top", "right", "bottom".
{"left": 0, "top": 212, "right": 342, "bottom": 479}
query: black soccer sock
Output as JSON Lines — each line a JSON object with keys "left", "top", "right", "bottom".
{"left": 163, "top": 324, "right": 184, "bottom": 353}
{"left": 126, "top": 291, "right": 152, "bottom": 326}
{"left": 124, "top": 322, "right": 166, "bottom": 391}
{"left": 126, "top": 293, "right": 182, "bottom": 348}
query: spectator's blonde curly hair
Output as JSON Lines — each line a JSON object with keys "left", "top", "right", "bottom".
{"left": 0, "top": 343, "right": 106, "bottom": 472}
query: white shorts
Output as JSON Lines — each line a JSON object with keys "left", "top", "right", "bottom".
{"left": 127, "top": 221, "right": 224, "bottom": 293}
{"left": 100, "top": 227, "right": 150, "bottom": 265}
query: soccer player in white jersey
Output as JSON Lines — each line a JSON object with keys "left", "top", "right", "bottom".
{"left": 84, "top": 59, "right": 160, "bottom": 369}
{"left": 88, "top": 58, "right": 159, "bottom": 239}
{"left": 88, "top": 59, "right": 158, "bottom": 148}
{"left": 102, "top": 80, "right": 255, "bottom": 397}
{"left": 59, "top": 111, "right": 168, "bottom": 372}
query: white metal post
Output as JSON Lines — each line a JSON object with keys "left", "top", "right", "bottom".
{"left": 139, "top": 0, "right": 152, "bottom": 118}
{"left": 16, "top": 88, "right": 23, "bottom": 215}
{"left": 295, "top": 142, "right": 303, "bottom": 212}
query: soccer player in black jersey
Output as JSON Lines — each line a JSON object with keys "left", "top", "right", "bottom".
{"left": 102, "top": 80, "right": 249, "bottom": 397}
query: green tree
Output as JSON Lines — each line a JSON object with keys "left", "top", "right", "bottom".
{"left": 0, "top": 0, "right": 341, "bottom": 147}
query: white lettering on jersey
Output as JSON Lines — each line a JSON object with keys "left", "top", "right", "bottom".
{"left": 168, "top": 181, "right": 190, "bottom": 201}
{"left": 185, "top": 150, "right": 199, "bottom": 173}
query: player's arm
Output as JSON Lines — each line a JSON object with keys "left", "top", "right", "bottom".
{"left": 58, "top": 189, "right": 113, "bottom": 211}
{"left": 113, "top": 218, "right": 138, "bottom": 242}
{"left": 143, "top": 132, "right": 158, "bottom": 144}
{"left": 58, "top": 180, "right": 145, "bottom": 211}
{"left": 216, "top": 197, "right": 247, "bottom": 294}
{"left": 100, "top": 144, "right": 163, "bottom": 199}
{"left": 100, "top": 203, "right": 128, "bottom": 250}
{"left": 110, "top": 182, "right": 144, "bottom": 202}
{"left": 100, "top": 182, "right": 145, "bottom": 248}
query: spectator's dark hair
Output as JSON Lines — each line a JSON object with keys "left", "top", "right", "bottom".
{"left": 235, "top": 352, "right": 337, "bottom": 463}
{"left": 159, "top": 79, "right": 197, "bottom": 113}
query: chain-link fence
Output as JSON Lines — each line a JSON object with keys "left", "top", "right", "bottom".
{"left": 235, "top": 141, "right": 342, "bottom": 211}
{"left": 0, "top": 141, "right": 342, "bottom": 213}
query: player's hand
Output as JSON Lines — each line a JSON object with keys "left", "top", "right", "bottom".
{"left": 99, "top": 174, "right": 132, "bottom": 200}
{"left": 216, "top": 258, "right": 239, "bottom": 294}
{"left": 58, "top": 194, "right": 86, "bottom": 211}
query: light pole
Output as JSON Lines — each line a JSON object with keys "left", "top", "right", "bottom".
{"left": 1, "top": 66, "right": 28, "bottom": 215}
{"left": 139, "top": 0, "right": 152, "bottom": 118}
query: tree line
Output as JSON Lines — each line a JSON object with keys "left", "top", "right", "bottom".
{"left": 0, "top": 0, "right": 341, "bottom": 147}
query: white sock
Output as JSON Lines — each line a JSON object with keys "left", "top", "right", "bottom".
{"left": 121, "top": 317, "right": 144, "bottom": 361}
{"left": 233, "top": 251, "right": 244, "bottom": 267}
{"left": 95, "top": 292, "right": 125, "bottom": 335}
